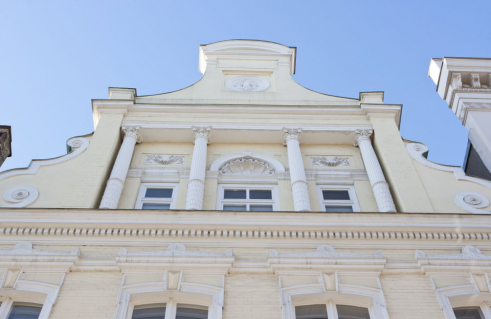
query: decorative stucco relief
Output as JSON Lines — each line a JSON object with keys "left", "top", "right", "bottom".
{"left": 0, "top": 242, "right": 80, "bottom": 256}
{"left": 145, "top": 155, "right": 184, "bottom": 165}
{"left": 311, "top": 156, "right": 350, "bottom": 167}
{"left": 1, "top": 185, "right": 39, "bottom": 208}
{"left": 225, "top": 76, "right": 270, "bottom": 92}
{"left": 220, "top": 157, "right": 275, "bottom": 175}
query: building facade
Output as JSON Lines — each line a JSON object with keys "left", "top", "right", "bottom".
{"left": 0, "top": 40, "right": 491, "bottom": 319}
{"left": 0, "top": 126, "right": 11, "bottom": 168}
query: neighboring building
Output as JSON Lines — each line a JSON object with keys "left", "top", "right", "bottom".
{"left": 429, "top": 58, "right": 491, "bottom": 180}
{"left": 0, "top": 126, "right": 11, "bottom": 167}
{"left": 0, "top": 40, "right": 491, "bottom": 319}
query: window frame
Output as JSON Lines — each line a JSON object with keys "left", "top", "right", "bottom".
{"left": 216, "top": 184, "right": 279, "bottom": 212}
{"left": 316, "top": 185, "right": 360, "bottom": 213}
{"left": 135, "top": 183, "right": 179, "bottom": 210}
{"left": 294, "top": 301, "right": 371, "bottom": 319}
{"left": 128, "top": 299, "right": 209, "bottom": 319}
{"left": 0, "top": 298, "right": 44, "bottom": 319}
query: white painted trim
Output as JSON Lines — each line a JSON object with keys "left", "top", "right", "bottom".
{"left": 280, "top": 280, "right": 389, "bottom": 319}
{"left": 216, "top": 184, "right": 280, "bottom": 212}
{"left": 0, "top": 278, "right": 63, "bottom": 319}
{"left": 316, "top": 185, "right": 361, "bottom": 213}
{"left": 407, "top": 143, "right": 491, "bottom": 189}
{"left": 114, "top": 280, "right": 223, "bottom": 319}
{"left": 1, "top": 185, "right": 39, "bottom": 208}
{"left": 0, "top": 137, "right": 90, "bottom": 181}
{"left": 210, "top": 151, "right": 285, "bottom": 173}
{"left": 135, "top": 183, "right": 179, "bottom": 210}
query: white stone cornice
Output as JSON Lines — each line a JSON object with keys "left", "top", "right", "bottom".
{"left": 269, "top": 244, "right": 382, "bottom": 259}
{"left": 0, "top": 242, "right": 80, "bottom": 272}
{"left": 116, "top": 244, "right": 234, "bottom": 274}
{"left": 416, "top": 246, "right": 491, "bottom": 273}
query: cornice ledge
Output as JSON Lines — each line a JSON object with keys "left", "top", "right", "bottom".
{"left": 416, "top": 245, "right": 491, "bottom": 261}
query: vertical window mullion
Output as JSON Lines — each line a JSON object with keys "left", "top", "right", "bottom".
{"left": 326, "top": 301, "right": 338, "bottom": 319}
{"left": 165, "top": 300, "right": 177, "bottom": 319}
{"left": 0, "top": 298, "right": 13, "bottom": 319}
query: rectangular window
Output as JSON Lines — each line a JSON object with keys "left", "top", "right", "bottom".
{"left": 132, "top": 304, "right": 166, "bottom": 319}
{"left": 453, "top": 307, "right": 484, "bottom": 319}
{"left": 217, "top": 185, "right": 278, "bottom": 212}
{"left": 317, "top": 186, "right": 360, "bottom": 213}
{"left": 135, "top": 184, "right": 178, "bottom": 210}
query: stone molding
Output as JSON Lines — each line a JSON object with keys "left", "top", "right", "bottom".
{"left": 225, "top": 76, "right": 270, "bottom": 92}
{"left": 270, "top": 244, "right": 382, "bottom": 259}
{"left": 119, "top": 243, "right": 233, "bottom": 258}
{"left": 0, "top": 137, "right": 89, "bottom": 182}
{"left": 455, "top": 191, "right": 491, "bottom": 214}
{"left": 407, "top": 142, "right": 491, "bottom": 189}
{"left": 283, "top": 128, "right": 302, "bottom": 145}
{"left": 354, "top": 129, "right": 373, "bottom": 147}
{"left": 416, "top": 245, "right": 491, "bottom": 260}
{"left": 210, "top": 151, "right": 285, "bottom": 173}
{"left": 192, "top": 126, "right": 211, "bottom": 143}
{"left": 122, "top": 125, "right": 141, "bottom": 143}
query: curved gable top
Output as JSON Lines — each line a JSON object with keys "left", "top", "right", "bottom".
{"left": 199, "top": 40, "right": 297, "bottom": 74}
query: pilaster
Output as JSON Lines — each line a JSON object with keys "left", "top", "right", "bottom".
{"left": 369, "top": 116, "right": 434, "bottom": 212}
{"left": 185, "top": 126, "right": 211, "bottom": 210}
{"left": 284, "top": 128, "right": 311, "bottom": 212}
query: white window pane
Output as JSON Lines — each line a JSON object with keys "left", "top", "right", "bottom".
{"left": 8, "top": 305, "right": 42, "bottom": 319}
{"left": 131, "top": 306, "right": 166, "bottom": 319}
{"left": 142, "top": 203, "right": 171, "bottom": 210}
{"left": 325, "top": 205, "right": 354, "bottom": 212}
{"left": 224, "top": 189, "right": 247, "bottom": 199}
{"left": 223, "top": 205, "right": 247, "bottom": 211}
{"left": 336, "top": 305, "right": 370, "bottom": 319}
{"left": 295, "top": 305, "right": 328, "bottom": 319}
{"left": 250, "top": 190, "right": 272, "bottom": 199}
{"left": 322, "top": 190, "right": 350, "bottom": 200}
{"left": 454, "top": 307, "right": 484, "bottom": 319}
{"left": 145, "top": 189, "right": 173, "bottom": 198}
{"left": 250, "top": 205, "right": 273, "bottom": 211}
{"left": 176, "top": 307, "right": 208, "bottom": 319}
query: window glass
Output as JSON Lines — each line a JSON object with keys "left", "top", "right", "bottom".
{"left": 132, "top": 305, "right": 166, "bottom": 319}
{"left": 336, "top": 305, "right": 370, "bottom": 319}
{"left": 224, "top": 190, "right": 247, "bottom": 199}
{"left": 325, "top": 205, "right": 354, "bottom": 213}
{"left": 250, "top": 205, "right": 273, "bottom": 212}
{"left": 175, "top": 306, "right": 208, "bottom": 319}
{"left": 454, "top": 307, "right": 484, "bottom": 319}
{"left": 223, "top": 205, "right": 247, "bottom": 211}
{"left": 295, "top": 305, "right": 328, "bottom": 319}
{"left": 145, "top": 189, "right": 173, "bottom": 198}
{"left": 142, "top": 203, "right": 171, "bottom": 210}
{"left": 8, "top": 304, "right": 42, "bottom": 319}
{"left": 322, "top": 190, "right": 350, "bottom": 200}
{"left": 250, "top": 190, "right": 272, "bottom": 200}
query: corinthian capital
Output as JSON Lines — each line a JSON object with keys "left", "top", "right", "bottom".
{"left": 122, "top": 126, "right": 141, "bottom": 143}
{"left": 283, "top": 128, "right": 302, "bottom": 145}
{"left": 192, "top": 126, "right": 211, "bottom": 143}
{"left": 354, "top": 129, "right": 373, "bottom": 147}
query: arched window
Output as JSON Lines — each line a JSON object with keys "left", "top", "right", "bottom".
{"left": 130, "top": 302, "right": 208, "bottom": 319}
{"left": 295, "top": 303, "right": 370, "bottom": 319}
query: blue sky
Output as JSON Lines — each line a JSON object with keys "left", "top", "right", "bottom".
{"left": 1, "top": 0, "right": 490, "bottom": 172}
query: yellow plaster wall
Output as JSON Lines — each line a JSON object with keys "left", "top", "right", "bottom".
{"left": 50, "top": 272, "right": 122, "bottom": 319}
{"left": 410, "top": 156, "right": 491, "bottom": 213}
{"left": 370, "top": 117, "right": 434, "bottom": 213}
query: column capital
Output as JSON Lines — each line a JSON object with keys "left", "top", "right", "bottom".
{"left": 192, "top": 126, "right": 212, "bottom": 144}
{"left": 122, "top": 125, "right": 141, "bottom": 143}
{"left": 283, "top": 128, "right": 302, "bottom": 145}
{"left": 354, "top": 129, "right": 373, "bottom": 147}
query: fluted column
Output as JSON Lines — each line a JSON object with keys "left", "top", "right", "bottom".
{"left": 185, "top": 126, "right": 211, "bottom": 210}
{"left": 284, "top": 128, "right": 311, "bottom": 212}
{"left": 99, "top": 126, "right": 140, "bottom": 209}
{"left": 355, "top": 130, "right": 396, "bottom": 212}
